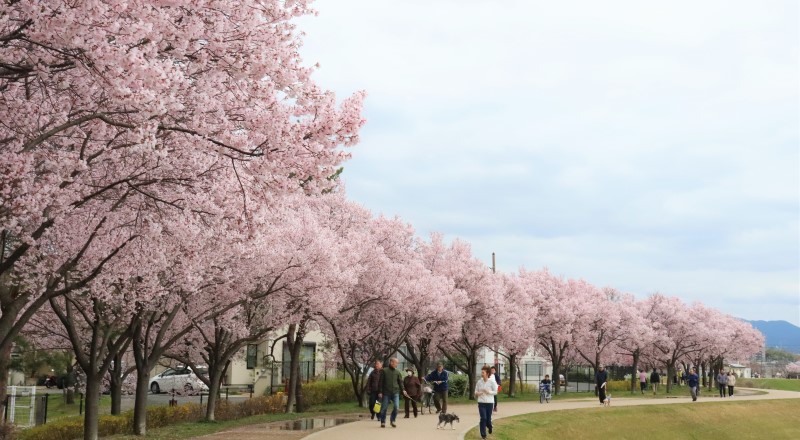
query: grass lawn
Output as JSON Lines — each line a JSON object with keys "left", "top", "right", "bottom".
{"left": 107, "top": 402, "right": 363, "bottom": 440}
{"left": 42, "top": 392, "right": 112, "bottom": 421}
{"left": 738, "top": 378, "right": 800, "bottom": 392}
{"left": 465, "top": 399, "right": 800, "bottom": 440}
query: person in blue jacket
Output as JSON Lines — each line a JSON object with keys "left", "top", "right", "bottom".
{"left": 686, "top": 367, "right": 700, "bottom": 401}
{"left": 425, "top": 362, "right": 449, "bottom": 413}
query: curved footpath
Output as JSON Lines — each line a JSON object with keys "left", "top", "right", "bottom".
{"left": 196, "top": 388, "right": 800, "bottom": 440}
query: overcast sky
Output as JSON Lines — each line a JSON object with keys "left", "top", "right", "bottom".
{"left": 297, "top": 0, "right": 800, "bottom": 326}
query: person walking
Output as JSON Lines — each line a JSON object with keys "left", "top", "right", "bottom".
{"left": 687, "top": 367, "right": 700, "bottom": 401}
{"left": 475, "top": 365, "right": 498, "bottom": 440}
{"left": 595, "top": 365, "right": 608, "bottom": 405}
{"left": 490, "top": 365, "right": 501, "bottom": 412}
{"left": 716, "top": 370, "right": 728, "bottom": 398}
{"left": 727, "top": 371, "right": 736, "bottom": 397}
{"left": 366, "top": 360, "right": 383, "bottom": 420}
{"left": 403, "top": 368, "right": 421, "bottom": 418}
{"left": 650, "top": 369, "right": 660, "bottom": 395}
{"left": 425, "top": 362, "right": 449, "bottom": 414}
{"left": 638, "top": 370, "right": 647, "bottom": 394}
{"left": 378, "top": 358, "right": 409, "bottom": 428}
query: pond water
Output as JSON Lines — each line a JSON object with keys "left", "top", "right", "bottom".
{"left": 269, "top": 417, "right": 359, "bottom": 431}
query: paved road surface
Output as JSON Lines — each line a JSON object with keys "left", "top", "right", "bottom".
{"left": 194, "top": 388, "right": 800, "bottom": 440}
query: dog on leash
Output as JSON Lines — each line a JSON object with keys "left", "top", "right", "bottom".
{"left": 603, "top": 394, "right": 612, "bottom": 407}
{"left": 436, "top": 412, "right": 460, "bottom": 429}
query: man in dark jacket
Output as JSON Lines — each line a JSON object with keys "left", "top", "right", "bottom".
{"left": 595, "top": 365, "right": 608, "bottom": 404}
{"left": 650, "top": 369, "right": 660, "bottom": 395}
{"left": 403, "top": 368, "right": 421, "bottom": 418}
{"left": 686, "top": 367, "right": 700, "bottom": 401}
{"left": 366, "top": 360, "right": 383, "bottom": 420}
{"left": 425, "top": 362, "right": 449, "bottom": 413}
{"left": 378, "top": 357, "right": 408, "bottom": 428}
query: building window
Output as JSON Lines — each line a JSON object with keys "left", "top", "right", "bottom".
{"left": 282, "top": 342, "right": 316, "bottom": 380}
{"left": 246, "top": 344, "right": 258, "bottom": 370}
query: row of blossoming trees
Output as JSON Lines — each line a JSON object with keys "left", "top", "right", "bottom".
{"left": 0, "top": 1, "right": 764, "bottom": 439}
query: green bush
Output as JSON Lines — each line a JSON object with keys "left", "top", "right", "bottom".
{"left": 448, "top": 374, "right": 468, "bottom": 398}
{"left": 606, "top": 380, "right": 630, "bottom": 393}
{"left": 499, "top": 379, "right": 530, "bottom": 394}
{"left": 216, "top": 394, "right": 284, "bottom": 420}
{"left": 300, "top": 380, "right": 353, "bottom": 405}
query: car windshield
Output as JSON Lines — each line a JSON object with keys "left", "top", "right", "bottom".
{"left": 193, "top": 367, "right": 208, "bottom": 376}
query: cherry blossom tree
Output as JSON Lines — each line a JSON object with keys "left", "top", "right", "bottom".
{"left": 571, "top": 284, "right": 626, "bottom": 372}
{"left": 614, "top": 296, "right": 659, "bottom": 393}
{"left": 316, "top": 212, "right": 459, "bottom": 405}
{"left": 432, "top": 238, "right": 502, "bottom": 399}
{"left": 1, "top": 1, "right": 365, "bottom": 422}
{"left": 642, "top": 294, "right": 709, "bottom": 393}
{"left": 523, "top": 268, "right": 579, "bottom": 395}
{"left": 491, "top": 272, "right": 538, "bottom": 396}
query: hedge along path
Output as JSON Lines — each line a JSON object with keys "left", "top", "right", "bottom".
{"left": 207, "top": 388, "right": 800, "bottom": 440}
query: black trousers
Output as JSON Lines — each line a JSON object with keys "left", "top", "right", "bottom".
{"left": 404, "top": 396, "right": 418, "bottom": 417}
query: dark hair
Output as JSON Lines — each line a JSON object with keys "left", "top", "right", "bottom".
{"left": 481, "top": 365, "right": 492, "bottom": 375}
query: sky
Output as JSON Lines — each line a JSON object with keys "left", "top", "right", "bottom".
{"left": 296, "top": 0, "right": 800, "bottom": 326}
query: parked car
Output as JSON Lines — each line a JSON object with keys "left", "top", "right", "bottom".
{"left": 149, "top": 366, "right": 209, "bottom": 394}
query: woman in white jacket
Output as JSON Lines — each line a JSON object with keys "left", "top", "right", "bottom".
{"left": 474, "top": 365, "right": 498, "bottom": 440}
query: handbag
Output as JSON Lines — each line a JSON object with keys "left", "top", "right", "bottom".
{"left": 373, "top": 400, "right": 381, "bottom": 413}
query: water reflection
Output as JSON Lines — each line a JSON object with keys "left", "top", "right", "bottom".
{"left": 271, "top": 417, "right": 357, "bottom": 431}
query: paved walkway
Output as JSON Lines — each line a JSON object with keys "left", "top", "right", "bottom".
{"left": 197, "top": 388, "right": 800, "bottom": 440}
{"left": 305, "top": 388, "right": 800, "bottom": 440}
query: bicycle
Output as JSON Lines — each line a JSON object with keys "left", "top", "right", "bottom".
{"left": 420, "top": 379, "right": 434, "bottom": 414}
{"left": 539, "top": 384, "right": 551, "bottom": 403}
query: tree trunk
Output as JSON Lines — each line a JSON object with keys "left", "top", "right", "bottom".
{"left": 0, "top": 343, "right": 12, "bottom": 417}
{"left": 109, "top": 353, "right": 123, "bottom": 415}
{"left": 466, "top": 348, "right": 477, "bottom": 400}
{"left": 285, "top": 323, "right": 304, "bottom": 413}
{"left": 83, "top": 375, "right": 102, "bottom": 440}
{"left": 205, "top": 370, "right": 225, "bottom": 421}
{"left": 65, "top": 364, "right": 76, "bottom": 404}
{"left": 665, "top": 362, "right": 675, "bottom": 394}
{"left": 507, "top": 354, "right": 517, "bottom": 396}
{"left": 132, "top": 369, "right": 149, "bottom": 435}
{"left": 630, "top": 351, "right": 640, "bottom": 394}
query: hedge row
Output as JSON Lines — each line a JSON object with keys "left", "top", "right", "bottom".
{"left": 298, "top": 380, "right": 353, "bottom": 405}
{"left": 16, "top": 393, "right": 285, "bottom": 440}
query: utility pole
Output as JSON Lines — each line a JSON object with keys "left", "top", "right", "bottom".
{"left": 491, "top": 252, "right": 498, "bottom": 368}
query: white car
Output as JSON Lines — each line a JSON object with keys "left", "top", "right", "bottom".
{"left": 149, "top": 366, "right": 209, "bottom": 394}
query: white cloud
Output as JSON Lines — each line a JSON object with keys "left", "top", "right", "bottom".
{"left": 299, "top": 0, "right": 800, "bottom": 325}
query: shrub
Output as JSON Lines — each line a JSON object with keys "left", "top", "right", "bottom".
{"left": 215, "top": 394, "right": 284, "bottom": 421}
{"left": 298, "top": 380, "right": 353, "bottom": 405}
{"left": 499, "top": 379, "right": 529, "bottom": 394}
{"left": 606, "top": 380, "right": 630, "bottom": 392}
{"left": 448, "top": 374, "right": 468, "bottom": 398}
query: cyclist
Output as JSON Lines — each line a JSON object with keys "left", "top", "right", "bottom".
{"left": 539, "top": 375, "right": 552, "bottom": 402}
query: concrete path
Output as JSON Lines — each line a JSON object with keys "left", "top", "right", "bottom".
{"left": 306, "top": 388, "right": 800, "bottom": 440}
{"left": 196, "top": 388, "right": 800, "bottom": 440}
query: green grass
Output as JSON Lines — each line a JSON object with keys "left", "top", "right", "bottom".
{"left": 738, "top": 378, "right": 800, "bottom": 392}
{"left": 465, "top": 399, "right": 800, "bottom": 440}
{"left": 43, "top": 392, "right": 112, "bottom": 421}
{"left": 107, "top": 402, "right": 362, "bottom": 439}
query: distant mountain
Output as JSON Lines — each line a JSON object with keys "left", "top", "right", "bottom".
{"left": 747, "top": 320, "right": 800, "bottom": 354}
